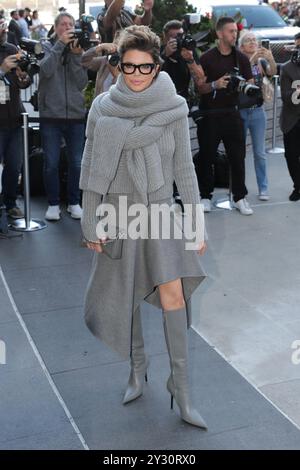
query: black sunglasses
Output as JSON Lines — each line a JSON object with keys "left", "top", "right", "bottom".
{"left": 120, "top": 62, "right": 156, "bottom": 75}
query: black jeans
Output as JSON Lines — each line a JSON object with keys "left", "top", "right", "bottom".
{"left": 195, "top": 112, "right": 248, "bottom": 202}
{"left": 0, "top": 126, "right": 23, "bottom": 210}
{"left": 283, "top": 120, "right": 300, "bottom": 191}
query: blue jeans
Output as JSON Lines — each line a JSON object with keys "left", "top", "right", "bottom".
{"left": 0, "top": 127, "right": 23, "bottom": 210}
{"left": 40, "top": 122, "right": 85, "bottom": 206}
{"left": 240, "top": 106, "right": 268, "bottom": 194}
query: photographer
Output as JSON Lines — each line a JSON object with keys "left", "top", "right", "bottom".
{"left": 39, "top": 12, "right": 88, "bottom": 221}
{"left": 0, "top": 17, "right": 31, "bottom": 219}
{"left": 97, "top": 0, "right": 154, "bottom": 43}
{"left": 81, "top": 41, "right": 119, "bottom": 98}
{"left": 195, "top": 16, "right": 254, "bottom": 215}
{"left": 161, "top": 20, "right": 206, "bottom": 101}
{"left": 280, "top": 38, "right": 300, "bottom": 202}
{"left": 239, "top": 32, "right": 277, "bottom": 202}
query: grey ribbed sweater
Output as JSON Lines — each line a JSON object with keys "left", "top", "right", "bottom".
{"left": 80, "top": 72, "right": 203, "bottom": 242}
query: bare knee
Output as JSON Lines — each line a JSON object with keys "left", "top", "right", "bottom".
{"left": 158, "top": 279, "right": 186, "bottom": 311}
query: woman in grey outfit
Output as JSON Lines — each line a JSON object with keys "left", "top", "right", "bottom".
{"left": 80, "top": 25, "right": 208, "bottom": 429}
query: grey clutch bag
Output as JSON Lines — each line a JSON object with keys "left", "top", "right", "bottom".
{"left": 101, "top": 228, "right": 126, "bottom": 259}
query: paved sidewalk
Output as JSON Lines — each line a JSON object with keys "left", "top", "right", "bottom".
{"left": 0, "top": 143, "right": 300, "bottom": 449}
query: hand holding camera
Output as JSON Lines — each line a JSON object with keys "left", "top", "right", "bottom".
{"left": 165, "top": 38, "right": 178, "bottom": 58}
{"left": 0, "top": 55, "right": 18, "bottom": 73}
{"left": 180, "top": 48, "right": 194, "bottom": 63}
{"left": 214, "top": 74, "right": 230, "bottom": 90}
{"left": 59, "top": 30, "right": 75, "bottom": 45}
{"left": 95, "top": 43, "right": 118, "bottom": 56}
{"left": 69, "top": 38, "right": 84, "bottom": 55}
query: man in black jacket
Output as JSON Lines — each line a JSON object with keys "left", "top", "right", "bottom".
{"left": 8, "top": 10, "right": 22, "bottom": 46}
{"left": 0, "top": 18, "right": 31, "bottom": 218}
{"left": 280, "top": 40, "right": 300, "bottom": 201}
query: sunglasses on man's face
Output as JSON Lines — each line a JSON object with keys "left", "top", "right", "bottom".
{"left": 120, "top": 63, "right": 156, "bottom": 75}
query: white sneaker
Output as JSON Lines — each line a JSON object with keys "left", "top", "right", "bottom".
{"left": 45, "top": 205, "right": 61, "bottom": 221}
{"left": 67, "top": 204, "right": 82, "bottom": 219}
{"left": 234, "top": 198, "right": 253, "bottom": 215}
{"left": 259, "top": 192, "right": 270, "bottom": 201}
{"left": 201, "top": 198, "right": 212, "bottom": 213}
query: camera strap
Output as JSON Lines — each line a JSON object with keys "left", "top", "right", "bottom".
{"left": 0, "top": 78, "right": 10, "bottom": 104}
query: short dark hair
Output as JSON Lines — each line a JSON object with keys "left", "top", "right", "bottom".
{"left": 163, "top": 20, "right": 183, "bottom": 35}
{"left": 216, "top": 16, "right": 236, "bottom": 31}
{"left": 10, "top": 10, "right": 18, "bottom": 17}
{"left": 19, "top": 9, "right": 25, "bottom": 17}
{"left": 118, "top": 25, "right": 161, "bottom": 64}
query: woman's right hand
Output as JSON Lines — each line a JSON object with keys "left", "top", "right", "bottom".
{"left": 197, "top": 241, "right": 207, "bottom": 256}
{"left": 86, "top": 241, "right": 103, "bottom": 253}
{"left": 86, "top": 237, "right": 108, "bottom": 253}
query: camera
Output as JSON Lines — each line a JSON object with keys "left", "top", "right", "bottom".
{"left": 71, "top": 15, "right": 98, "bottom": 50}
{"left": 226, "top": 68, "right": 260, "bottom": 97}
{"left": 108, "top": 52, "right": 120, "bottom": 67}
{"left": 15, "top": 38, "right": 45, "bottom": 76}
{"left": 291, "top": 48, "right": 300, "bottom": 66}
{"left": 175, "top": 13, "right": 201, "bottom": 53}
{"left": 176, "top": 32, "right": 196, "bottom": 52}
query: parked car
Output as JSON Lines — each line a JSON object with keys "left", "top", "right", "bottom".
{"left": 196, "top": 0, "right": 300, "bottom": 63}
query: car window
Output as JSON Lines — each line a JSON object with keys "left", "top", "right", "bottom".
{"left": 213, "top": 5, "right": 287, "bottom": 28}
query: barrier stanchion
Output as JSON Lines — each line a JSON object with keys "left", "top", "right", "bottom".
{"left": 9, "top": 113, "right": 47, "bottom": 232}
{"left": 267, "top": 74, "right": 284, "bottom": 154}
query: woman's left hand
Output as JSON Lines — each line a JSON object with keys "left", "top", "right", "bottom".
{"left": 197, "top": 241, "right": 207, "bottom": 256}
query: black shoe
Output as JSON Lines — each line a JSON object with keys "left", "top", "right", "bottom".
{"left": 289, "top": 190, "right": 300, "bottom": 201}
{"left": 174, "top": 194, "right": 184, "bottom": 212}
{"left": 7, "top": 207, "right": 24, "bottom": 219}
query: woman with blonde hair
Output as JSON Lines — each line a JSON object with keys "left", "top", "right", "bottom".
{"left": 80, "top": 25, "right": 208, "bottom": 429}
{"left": 239, "top": 31, "right": 277, "bottom": 201}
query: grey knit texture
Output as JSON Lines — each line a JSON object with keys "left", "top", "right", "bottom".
{"left": 80, "top": 72, "right": 203, "bottom": 243}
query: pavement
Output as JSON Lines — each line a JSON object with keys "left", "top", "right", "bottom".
{"left": 0, "top": 141, "right": 300, "bottom": 450}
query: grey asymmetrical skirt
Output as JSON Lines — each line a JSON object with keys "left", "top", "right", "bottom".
{"left": 83, "top": 194, "right": 206, "bottom": 359}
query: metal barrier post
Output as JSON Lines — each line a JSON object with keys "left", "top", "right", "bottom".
{"left": 9, "top": 113, "right": 47, "bottom": 232}
{"left": 214, "top": 168, "right": 233, "bottom": 210}
{"left": 267, "top": 75, "right": 284, "bottom": 154}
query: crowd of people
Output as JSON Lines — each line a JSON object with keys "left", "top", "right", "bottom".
{"left": 0, "top": 0, "right": 300, "bottom": 222}
{"left": 1, "top": 0, "right": 300, "bottom": 431}
{"left": 0, "top": 7, "right": 48, "bottom": 44}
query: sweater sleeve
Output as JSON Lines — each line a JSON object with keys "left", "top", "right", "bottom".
{"left": 79, "top": 100, "right": 101, "bottom": 189}
{"left": 69, "top": 53, "right": 88, "bottom": 91}
{"left": 39, "top": 40, "right": 65, "bottom": 79}
{"left": 81, "top": 190, "right": 102, "bottom": 243}
{"left": 173, "top": 116, "right": 206, "bottom": 244}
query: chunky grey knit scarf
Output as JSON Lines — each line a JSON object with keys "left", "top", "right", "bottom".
{"left": 80, "top": 71, "right": 189, "bottom": 205}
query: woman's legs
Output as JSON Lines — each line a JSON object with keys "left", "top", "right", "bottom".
{"left": 158, "top": 279, "right": 207, "bottom": 429}
{"left": 248, "top": 107, "right": 268, "bottom": 194}
{"left": 123, "top": 304, "right": 149, "bottom": 405}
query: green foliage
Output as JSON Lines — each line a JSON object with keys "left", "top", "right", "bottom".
{"left": 151, "top": 0, "right": 196, "bottom": 36}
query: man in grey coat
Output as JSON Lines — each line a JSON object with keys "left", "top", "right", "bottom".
{"left": 280, "top": 41, "right": 300, "bottom": 201}
{"left": 39, "top": 12, "right": 88, "bottom": 221}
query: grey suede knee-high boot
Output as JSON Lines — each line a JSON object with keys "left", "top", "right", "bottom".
{"left": 123, "top": 306, "right": 149, "bottom": 405}
{"left": 162, "top": 306, "right": 208, "bottom": 429}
